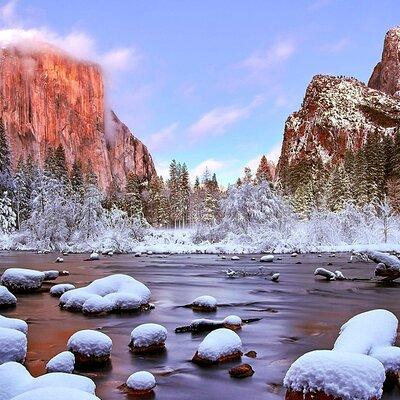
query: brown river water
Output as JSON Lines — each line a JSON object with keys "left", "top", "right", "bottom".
{"left": 0, "top": 251, "right": 400, "bottom": 400}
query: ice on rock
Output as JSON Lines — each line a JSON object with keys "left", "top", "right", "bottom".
{"left": 59, "top": 274, "right": 151, "bottom": 314}
{"left": 126, "top": 371, "right": 156, "bottom": 393}
{"left": 1, "top": 268, "right": 45, "bottom": 292}
{"left": 10, "top": 387, "right": 100, "bottom": 400}
{"left": 129, "top": 323, "right": 167, "bottom": 353}
{"left": 0, "top": 315, "right": 27, "bottom": 334}
{"left": 0, "top": 327, "right": 27, "bottom": 364}
{"left": 67, "top": 330, "right": 112, "bottom": 366}
{"left": 284, "top": 350, "right": 385, "bottom": 400}
{"left": 193, "top": 328, "right": 242, "bottom": 364}
{"left": 260, "top": 255, "right": 274, "bottom": 262}
{"left": 43, "top": 270, "right": 59, "bottom": 281}
{"left": 0, "top": 286, "right": 17, "bottom": 308}
{"left": 89, "top": 252, "right": 99, "bottom": 260}
{"left": 50, "top": 284, "right": 75, "bottom": 297}
{"left": 191, "top": 295, "right": 217, "bottom": 311}
{"left": 0, "top": 361, "right": 96, "bottom": 400}
{"left": 46, "top": 351, "right": 75, "bottom": 373}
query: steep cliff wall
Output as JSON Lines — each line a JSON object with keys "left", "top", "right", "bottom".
{"left": 0, "top": 46, "right": 155, "bottom": 190}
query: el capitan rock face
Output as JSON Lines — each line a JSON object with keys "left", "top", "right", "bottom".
{"left": 0, "top": 46, "right": 155, "bottom": 190}
{"left": 368, "top": 26, "right": 400, "bottom": 97}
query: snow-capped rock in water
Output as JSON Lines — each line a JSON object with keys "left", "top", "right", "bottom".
{"left": 67, "top": 330, "right": 112, "bottom": 366}
{"left": 10, "top": 387, "right": 101, "bottom": 400}
{"left": 125, "top": 371, "right": 156, "bottom": 394}
{"left": 260, "top": 255, "right": 274, "bottom": 262}
{"left": 284, "top": 350, "right": 385, "bottom": 400}
{"left": 46, "top": 351, "right": 75, "bottom": 373}
{"left": 1, "top": 268, "right": 45, "bottom": 292}
{"left": 0, "top": 327, "right": 27, "bottom": 364}
{"left": 314, "top": 267, "right": 336, "bottom": 280}
{"left": 0, "top": 361, "right": 96, "bottom": 400}
{"left": 334, "top": 270, "right": 346, "bottom": 280}
{"left": 192, "top": 328, "right": 242, "bottom": 365}
{"left": 190, "top": 295, "right": 217, "bottom": 312}
{"left": 55, "top": 257, "right": 64, "bottom": 263}
{"left": 134, "top": 252, "right": 142, "bottom": 257}
{"left": 89, "top": 252, "right": 100, "bottom": 261}
{"left": 50, "top": 284, "right": 75, "bottom": 297}
{"left": 0, "top": 315, "right": 27, "bottom": 334}
{"left": 43, "top": 270, "right": 59, "bottom": 281}
{"left": 129, "top": 323, "right": 167, "bottom": 354}
{"left": 291, "top": 253, "right": 298, "bottom": 257}
{"left": 0, "top": 286, "right": 17, "bottom": 308}
{"left": 59, "top": 274, "right": 151, "bottom": 314}
{"left": 222, "top": 315, "right": 242, "bottom": 330}
{"left": 231, "top": 256, "right": 240, "bottom": 260}
{"left": 271, "top": 272, "right": 280, "bottom": 282}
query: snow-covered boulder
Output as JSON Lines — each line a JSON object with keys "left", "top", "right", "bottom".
{"left": 0, "top": 361, "right": 96, "bottom": 400}
{"left": 314, "top": 267, "right": 336, "bottom": 280}
{"left": 222, "top": 315, "right": 242, "bottom": 330}
{"left": 192, "top": 328, "right": 242, "bottom": 365}
{"left": 134, "top": 252, "right": 142, "bottom": 257}
{"left": 271, "top": 272, "right": 280, "bottom": 282}
{"left": 284, "top": 350, "right": 385, "bottom": 400}
{"left": 125, "top": 371, "right": 156, "bottom": 395}
{"left": 129, "top": 323, "right": 167, "bottom": 354}
{"left": 46, "top": 351, "right": 75, "bottom": 373}
{"left": 50, "top": 284, "right": 75, "bottom": 297}
{"left": 67, "top": 330, "right": 112, "bottom": 367}
{"left": 291, "top": 252, "right": 298, "bottom": 257}
{"left": 190, "top": 295, "right": 217, "bottom": 312}
{"left": 0, "top": 327, "right": 27, "bottom": 364}
{"left": 0, "top": 286, "right": 17, "bottom": 308}
{"left": 10, "top": 387, "right": 100, "bottom": 400}
{"left": 89, "top": 252, "right": 99, "bottom": 261}
{"left": 1, "top": 268, "right": 45, "bottom": 292}
{"left": 0, "top": 315, "right": 27, "bottom": 334}
{"left": 59, "top": 274, "right": 151, "bottom": 314}
{"left": 260, "top": 255, "right": 274, "bottom": 262}
{"left": 43, "top": 270, "right": 59, "bottom": 281}
{"left": 55, "top": 257, "right": 64, "bottom": 263}
{"left": 231, "top": 256, "right": 240, "bottom": 260}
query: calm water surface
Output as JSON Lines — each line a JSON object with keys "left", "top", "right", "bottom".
{"left": 1, "top": 251, "right": 399, "bottom": 400}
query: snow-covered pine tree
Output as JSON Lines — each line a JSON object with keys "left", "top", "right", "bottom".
{"left": 0, "top": 191, "right": 16, "bottom": 233}
{"left": 124, "top": 171, "right": 144, "bottom": 219}
{"left": 0, "top": 119, "right": 13, "bottom": 193}
{"left": 70, "top": 159, "right": 85, "bottom": 196}
{"left": 255, "top": 155, "right": 273, "bottom": 183}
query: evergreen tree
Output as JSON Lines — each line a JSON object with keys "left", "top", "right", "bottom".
{"left": 0, "top": 119, "right": 13, "bottom": 192}
{"left": 70, "top": 159, "right": 84, "bottom": 197}
{"left": 255, "top": 155, "right": 273, "bottom": 183}
{"left": 0, "top": 191, "right": 16, "bottom": 233}
{"left": 243, "top": 166, "right": 252, "bottom": 183}
{"left": 124, "top": 172, "right": 144, "bottom": 219}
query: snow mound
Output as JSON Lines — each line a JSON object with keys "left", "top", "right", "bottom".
{"left": 260, "top": 255, "right": 274, "bottom": 262}
{"left": 271, "top": 272, "right": 280, "bottom": 282}
{"left": 129, "top": 323, "right": 167, "bottom": 352}
{"left": 10, "top": 387, "right": 100, "bottom": 400}
{"left": 46, "top": 351, "right": 75, "bottom": 373}
{"left": 1, "top": 268, "right": 45, "bottom": 292}
{"left": 0, "top": 315, "right": 27, "bottom": 334}
{"left": 126, "top": 371, "right": 156, "bottom": 392}
{"left": 55, "top": 257, "right": 64, "bottom": 263}
{"left": 59, "top": 274, "right": 151, "bottom": 313}
{"left": 50, "top": 284, "right": 75, "bottom": 297}
{"left": 0, "top": 361, "right": 96, "bottom": 400}
{"left": 231, "top": 256, "right": 240, "bottom": 260}
{"left": 284, "top": 350, "right": 385, "bottom": 400}
{"left": 0, "top": 287, "right": 17, "bottom": 307}
{"left": 194, "top": 328, "right": 242, "bottom": 364}
{"left": 314, "top": 267, "right": 336, "bottom": 280}
{"left": 89, "top": 252, "right": 99, "bottom": 260}
{"left": 223, "top": 315, "right": 242, "bottom": 328}
{"left": 0, "top": 327, "right": 27, "bottom": 364}
{"left": 191, "top": 295, "right": 217, "bottom": 311}
{"left": 67, "top": 330, "right": 112, "bottom": 363}
{"left": 43, "top": 270, "right": 59, "bottom": 281}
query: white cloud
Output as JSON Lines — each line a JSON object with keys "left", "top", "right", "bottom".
{"left": 0, "top": 0, "right": 18, "bottom": 27}
{"left": 187, "top": 95, "right": 264, "bottom": 141}
{"left": 320, "top": 37, "right": 350, "bottom": 53}
{"left": 190, "top": 158, "right": 226, "bottom": 179}
{"left": 240, "top": 39, "right": 296, "bottom": 75}
{"left": 245, "top": 154, "right": 263, "bottom": 174}
{"left": 148, "top": 122, "right": 179, "bottom": 151}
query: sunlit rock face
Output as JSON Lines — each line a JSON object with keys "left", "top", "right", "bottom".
{"left": 0, "top": 46, "right": 155, "bottom": 191}
{"left": 369, "top": 26, "right": 400, "bottom": 97}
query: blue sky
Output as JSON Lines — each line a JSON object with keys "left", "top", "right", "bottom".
{"left": 1, "top": 0, "right": 400, "bottom": 185}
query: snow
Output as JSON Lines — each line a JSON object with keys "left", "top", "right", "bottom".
{"left": 260, "top": 255, "right": 274, "bottom": 262}
{"left": 43, "top": 270, "right": 59, "bottom": 280}
{"left": 130, "top": 324, "right": 167, "bottom": 348}
{"left": 196, "top": 328, "right": 242, "bottom": 362}
{"left": 59, "top": 274, "right": 151, "bottom": 313}
{"left": 191, "top": 295, "right": 217, "bottom": 310}
{"left": 0, "top": 286, "right": 17, "bottom": 307}
{"left": 231, "top": 256, "right": 240, "bottom": 260}
{"left": 46, "top": 351, "right": 75, "bottom": 373}
{"left": 67, "top": 330, "right": 112, "bottom": 358}
{"left": 283, "top": 350, "right": 385, "bottom": 400}
{"left": 0, "top": 315, "right": 27, "bottom": 334}
{"left": 314, "top": 267, "right": 336, "bottom": 280}
{"left": 0, "top": 327, "right": 27, "bottom": 364}
{"left": 89, "top": 252, "right": 99, "bottom": 260}
{"left": 271, "top": 272, "right": 280, "bottom": 282}
{"left": 55, "top": 257, "right": 64, "bottom": 263}
{"left": 10, "top": 387, "right": 100, "bottom": 400}
{"left": 126, "top": 371, "right": 156, "bottom": 392}
{"left": 1, "top": 268, "right": 45, "bottom": 292}
{"left": 50, "top": 284, "right": 75, "bottom": 297}
{"left": 223, "top": 315, "right": 242, "bottom": 326}
{"left": 0, "top": 361, "right": 96, "bottom": 400}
